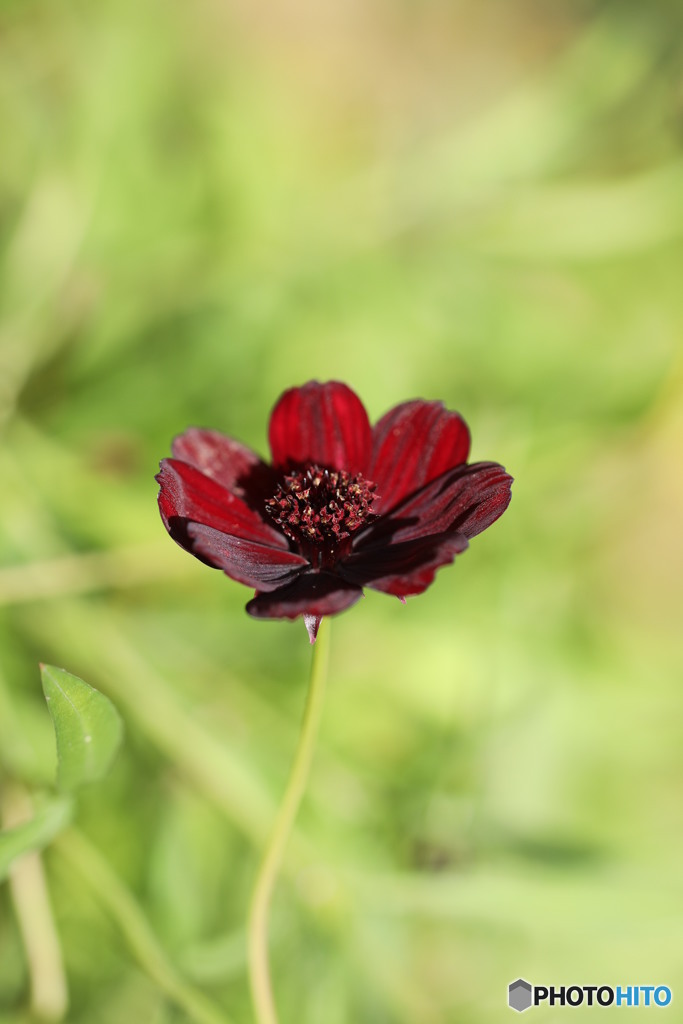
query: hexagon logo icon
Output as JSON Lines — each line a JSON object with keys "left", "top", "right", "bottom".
{"left": 508, "top": 979, "right": 533, "bottom": 1012}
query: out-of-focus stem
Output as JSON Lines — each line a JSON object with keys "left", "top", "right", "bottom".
{"left": 247, "top": 618, "right": 332, "bottom": 1024}
{"left": 0, "top": 542, "right": 193, "bottom": 607}
{"left": 2, "top": 785, "right": 68, "bottom": 1022}
{"left": 55, "top": 828, "right": 232, "bottom": 1024}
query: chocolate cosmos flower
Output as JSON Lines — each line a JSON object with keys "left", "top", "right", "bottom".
{"left": 157, "top": 381, "right": 512, "bottom": 642}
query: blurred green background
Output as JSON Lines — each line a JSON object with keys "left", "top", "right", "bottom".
{"left": 1, "top": 0, "right": 683, "bottom": 1021}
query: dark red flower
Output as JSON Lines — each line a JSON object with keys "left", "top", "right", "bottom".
{"left": 157, "top": 381, "right": 512, "bottom": 642}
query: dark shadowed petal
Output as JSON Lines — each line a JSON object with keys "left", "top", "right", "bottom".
{"left": 341, "top": 532, "right": 468, "bottom": 596}
{"left": 187, "top": 523, "right": 308, "bottom": 591}
{"left": 268, "top": 381, "right": 372, "bottom": 473}
{"left": 157, "top": 459, "right": 288, "bottom": 550}
{"left": 369, "top": 400, "right": 471, "bottom": 514}
{"left": 171, "top": 428, "right": 277, "bottom": 505}
{"left": 246, "top": 572, "right": 363, "bottom": 620}
{"left": 356, "top": 462, "right": 512, "bottom": 548}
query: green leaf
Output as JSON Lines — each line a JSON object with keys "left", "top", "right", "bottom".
{"left": 0, "top": 796, "right": 74, "bottom": 881}
{"left": 40, "top": 664, "right": 124, "bottom": 791}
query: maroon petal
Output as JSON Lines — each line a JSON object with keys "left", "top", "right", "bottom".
{"left": 357, "top": 462, "right": 512, "bottom": 548}
{"left": 268, "top": 381, "right": 372, "bottom": 474}
{"left": 369, "top": 400, "right": 471, "bottom": 514}
{"left": 171, "top": 428, "right": 277, "bottom": 505}
{"left": 341, "top": 532, "right": 468, "bottom": 596}
{"left": 187, "top": 523, "right": 308, "bottom": 591}
{"left": 246, "top": 572, "right": 363, "bottom": 620}
{"left": 157, "top": 459, "right": 288, "bottom": 550}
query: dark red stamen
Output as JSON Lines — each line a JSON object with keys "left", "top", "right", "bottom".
{"left": 265, "top": 465, "right": 377, "bottom": 547}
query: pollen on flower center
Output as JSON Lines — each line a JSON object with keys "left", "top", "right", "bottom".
{"left": 265, "top": 465, "right": 378, "bottom": 547}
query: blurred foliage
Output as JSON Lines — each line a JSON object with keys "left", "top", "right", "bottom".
{"left": 1, "top": 0, "right": 683, "bottom": 1021}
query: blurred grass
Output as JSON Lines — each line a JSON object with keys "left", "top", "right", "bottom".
{"left": 1, "top": 0, "right": 683, "bottom": 1021}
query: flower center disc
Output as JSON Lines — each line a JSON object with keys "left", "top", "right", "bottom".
{"left": 265, "top": 465, "right": 377, "bottom": 548}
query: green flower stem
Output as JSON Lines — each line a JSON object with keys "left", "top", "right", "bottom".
{"left": 2, "top": 785, "right": 68, "bottom": 1022}
{"left": 247, "top": 618, "right": 332, "bottom": 1024}
{"left": 55, "top": 828, "right": 233, "bottom": 1024}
